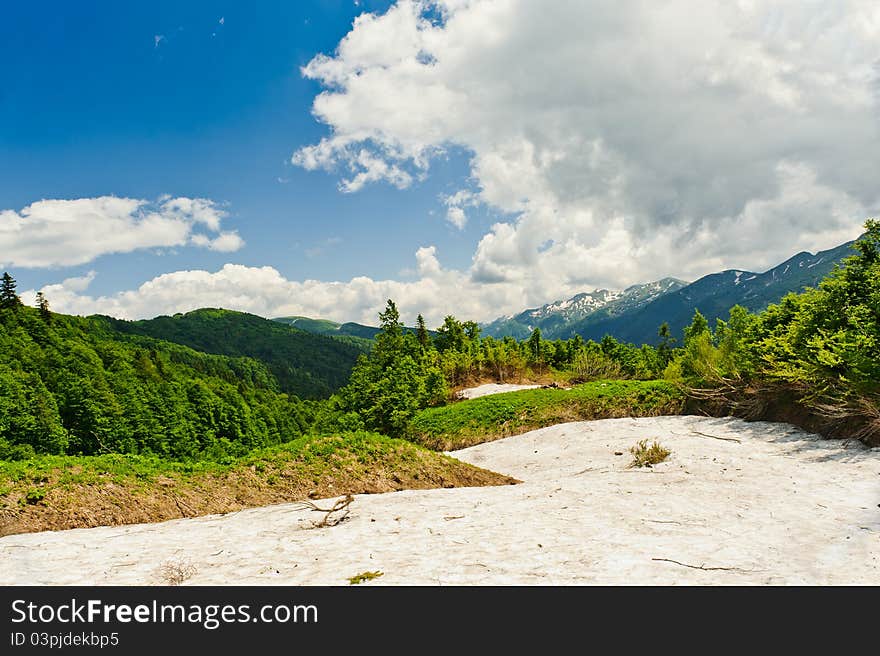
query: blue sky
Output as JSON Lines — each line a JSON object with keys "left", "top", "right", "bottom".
{"left": 1, "top": 2, "right": 876, "bottom": 324}
{"left": 1, "top": 1, "right": 488, "bottom": 297}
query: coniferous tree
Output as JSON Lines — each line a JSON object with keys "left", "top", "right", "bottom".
{"left": 36, "top": 291, "right": 52, "bottom": 323}
{"left": 1, "top": 272, "right": 21, "bottom": 310}
{"left": 416, "top": 313, "right": 430, "bottom": 349}
{"left": 657, "top": 322, "right": 675, "bottom": 365}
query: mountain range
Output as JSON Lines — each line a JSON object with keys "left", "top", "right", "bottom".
{"left": 480, "top": 237, "right": 857, "bottom": 344}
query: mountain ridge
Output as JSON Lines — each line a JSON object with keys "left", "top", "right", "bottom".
{"left": 482, "top": 237, "right": 858, "bottom": 344}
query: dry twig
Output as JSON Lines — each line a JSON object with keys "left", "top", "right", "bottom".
{"left": 652, "top": 557, "right": 756, "bottom": 572}
{"left": 690, "top": 430, "right": 741, "bottom": 443}
{"left": 293, "top": 494, "right": 354, "bottom": 527}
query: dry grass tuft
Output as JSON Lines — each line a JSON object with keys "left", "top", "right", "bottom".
{"left": 156, "top": 558, "right": 198, "bottom": 585}
{"left": 629, "top": 439, "right": 670, "bottom": 468}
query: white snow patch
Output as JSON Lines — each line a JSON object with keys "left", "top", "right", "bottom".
{"left": 1, "top": 417, "right": 877, "bottom": 585}
{"left": 455, "top": 383, "right": 542, "bottom": 399}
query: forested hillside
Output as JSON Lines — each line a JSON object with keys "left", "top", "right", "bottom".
{"left": 105, "top": 308, "right": 368, "bottom": 399}
{"left": 0, "top": 297, "right": 311, "bottom": 460}
{"left": 273, "top": 315, "right": 431, "bottom": 342}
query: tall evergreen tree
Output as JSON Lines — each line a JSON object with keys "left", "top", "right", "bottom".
{"left": 416, "top": 313, "right": 430, "bottom": 349}
{"left": 657, "top": 322, "right": 675, "bottom": 365}
{"left": 1, "top": 272, "right": 21, "bottom": 310}
{"left": 36, "top": 291, "right": 52, "bottom": 323}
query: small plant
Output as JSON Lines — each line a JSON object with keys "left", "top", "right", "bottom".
{"left": 24, "top": 488, "right": 46, "bottom": 505}
{"left": 348, "top": 570, "right": 383, "bottom": 585}
{"left": 156, "top": 558, "right": 198, "bottom": 585}
{"left": 629, "top": 439, "right": 670, "bottom": 468}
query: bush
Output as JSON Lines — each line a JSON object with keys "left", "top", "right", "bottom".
{"left": 571, "top": 350, "right": 623, "bottom": 382}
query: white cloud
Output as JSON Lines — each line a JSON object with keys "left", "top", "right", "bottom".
{"left": 190, "top": 231, "right": 245, "bottom": 252}
{"left": 442, "top": 189, "right": 478, "bottom": 229}
{"left": 55, "top": 271, "right": 96, "bottom": 294}
{"left": 0, "top": 196, "right": 244, "bottom": 268}
{"left": 26, "top": 249, "right": 535, "bottom": 326}
{"left": 24, "top": 2, "right": 880, "bottom": 328}
{"left": 291, "top": 0, "right": 879, "bottom": 303}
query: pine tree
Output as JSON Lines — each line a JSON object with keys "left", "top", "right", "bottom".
{"left": 0, "top": 272, "right": 21, "bottom": 310}
{"left": 378, "top": 299, "right": 403, "bottom": 337}
{"left": 416, "top": 313, "right": 430, "bottom": 349}
{"left": 36, "top": 291, "right": 52, "bottom": 323}
{"left": 657, "top": 322, "right": 675, "bottom": 365}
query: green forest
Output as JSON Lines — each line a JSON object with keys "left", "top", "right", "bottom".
{"left": 1, "top": 219, "right": 877, "bottom": 470}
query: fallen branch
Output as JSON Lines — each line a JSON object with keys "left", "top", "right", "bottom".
{"left": 652, "top": 557, "right": 754, "bottom": 572}
{"left": 293, "top": 494, "right": 354, "bottom": 527}
{"left": 690, "top": 430, "right": 741, "bottom": 443}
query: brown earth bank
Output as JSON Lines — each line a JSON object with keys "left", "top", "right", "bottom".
{"left": 0, "top": 449, "right": 517, "bottom": 537}
{"left": 685, "top": 383, "right": 880, "bottom": 447}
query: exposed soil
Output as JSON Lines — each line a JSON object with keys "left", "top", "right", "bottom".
{"left": 0, "top": 454, "right": 517, "bottom": 537}
{"left": 685, "top": 384, "right": 880, "bottom": 447}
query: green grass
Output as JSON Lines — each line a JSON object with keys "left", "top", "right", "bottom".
{"left": 408, "top": 379, "right": 685, "bottom": 450}
{"left": 348, "top": 570, "right": 384, "bottom": 585}
{"left": 0, "top": 432, "right": 428, "bottom": 492}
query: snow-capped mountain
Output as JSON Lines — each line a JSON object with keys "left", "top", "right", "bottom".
{"left": 482, "top": 237, "right": 859, "bottom": 344}
{"left": 480, "top": 277, "right": 687, "bottom": 339}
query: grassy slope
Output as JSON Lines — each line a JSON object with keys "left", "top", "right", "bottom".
{"left": 0, "top": 432, "right": 517, "bottom": 536}
{"left": 409, "top": 380, "right": 685, "bottom": 450}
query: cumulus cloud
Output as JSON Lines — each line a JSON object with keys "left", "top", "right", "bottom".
{"left": 27, "top": 248, "right": 536, "bottom": 326}
{"left": 291, "top": 0, "right": 879, "bottom": 299}
{"left": 0, "top": 196, "right": 243, "bottom": 268}
{"left": 23, "top": 2, "right": 880, "bottom": 327}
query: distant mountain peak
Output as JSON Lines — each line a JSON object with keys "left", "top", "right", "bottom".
{"left": 481, "top": 277, "right": 689, "bottom": 340}
{"left": 481, "top": 237, "right": 858, "bottom": 344}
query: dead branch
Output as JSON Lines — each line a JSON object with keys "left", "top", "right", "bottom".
{"left": 293, "top": 494, "right": 354, "bottom": 527}
{"left": 690, "top": 430, "right": 741, "bottom": 443}
{"left": 652, "top": 557, "right": 756, "bottom": 572}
